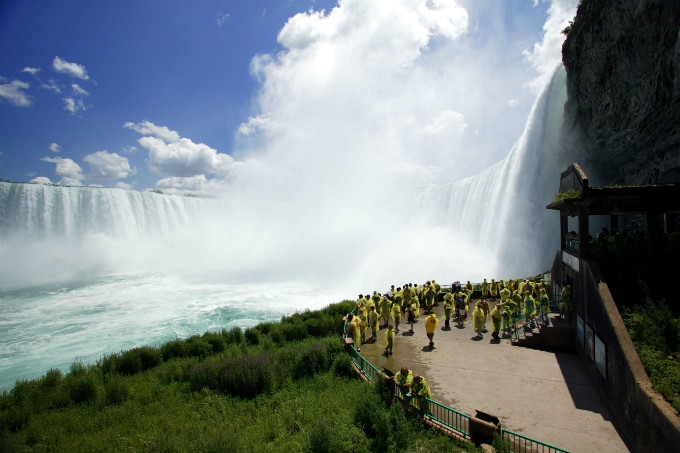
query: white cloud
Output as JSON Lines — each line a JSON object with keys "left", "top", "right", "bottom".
{"left": 41, "top": 156, "right": 84, "bottom": 186}
{"left": 124, "top": 121, "right": 180, "bottom": 143}
{"left": 22, "top": 67, "right": 41, "bottom": 75}
{"left": 84, "top": 150, "right": 135, "bottom": 179}
{"left": 523, "top": 0, "right": 579, "bottom": 92}
{"left": 29, "top": 176, "right": 52, "bottom": 185}
{"left": 418, "top": 109, "right": 467, "bottom": 136}
{"left": 508, "top": 98, "right": 520, "bottom": 108}
{"left": 138, "top": 136, "right": 235, "bottom": 177}
{"left": 237, "top": 114, "right": 270, "bottom": 136}
{"left": 49, "top": 143, "right": 61, "bottom": 153}
{"left": 122, "top": 145, "right": 138, "bottom": 154}
{"left": 0, "top": 79, "right": 31, "bottom": 107}
{"left": 115, "top": 182, "right": 133, "bottom": 190}
{"left": 217, "top": 13, "right": 230, "bottom": 27}
{"left": 71, "top": 84, "right": 89, "bottom": 96}
{"left": 53, "top": 56, "right": 89, "bottom": 80}
{"left": 63, "top": 96, "right": 86, "bottom": 114}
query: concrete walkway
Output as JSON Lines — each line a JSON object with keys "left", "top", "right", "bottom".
{"left": 357, "top": 300, "right": 629, "bottom": 453}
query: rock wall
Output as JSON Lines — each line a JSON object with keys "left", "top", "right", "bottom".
{"left": 561, "top": 0, "right": 680, "bottom": 185}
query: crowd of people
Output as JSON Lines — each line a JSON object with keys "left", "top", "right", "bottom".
{"left": 343, "top": 277, "right": 572, "bottom": 410}
{"left": 344, "top": 277, "right": 571, "bottom": 353}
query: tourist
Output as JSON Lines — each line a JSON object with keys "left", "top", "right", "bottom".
{"left": 391, "top": 300, "right": 402, "bottom": 333}
{"left": 490, "top": 278, "right": 498, "bottom": 300}
{"left": 490, "top": 303, "right": 502, "bottom": 340}
{"left": 359, "top": 309, "right": 368, "bottom": 345}
{"left": 407, "top": 298, "right": 417, "bottom": 332}
{"left": 410, "top": 374, "right": 431, "bottom": 412}
{"left": 456, "top": 293, "right": 466, "bottom": 327}
{"left": 368, "top": 306, "right": 379, "bottom": 340}
{"left": 380, "top": 295, "right": 391, "bottom": 327}
{"left": 472, "top": 302, "right": 484, "bottom": 338}
{"left": 425, "top": 312, "right": 438, "bottom": 347}
{"left": 385, "top": 324, "right": 395, "bottom": 356}
{"left": 524, "top": 291, "right": 536, "bottom": 328}
{"left": 394, "top": 366, "right": 413, "bottom": 400}
{"left": 482, "top": 278, "right": 489, "bottom": 298}
{"left": 443, "top": 292, "right": 453, "bottom": 328}
{"left": 424, "top": 283, "right": 435, "bottom": 314}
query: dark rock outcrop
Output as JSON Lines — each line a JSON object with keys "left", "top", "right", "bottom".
{"left": 561, "top": 0, "right": 680, "bottom": 185}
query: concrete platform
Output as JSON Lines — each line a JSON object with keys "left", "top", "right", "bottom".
{"left": 357, "top": 300, "right": 630, "bottom": 453}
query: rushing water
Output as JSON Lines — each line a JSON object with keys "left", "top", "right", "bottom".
{"left": 0, "top": 66, "right": 568, "bottom": 391}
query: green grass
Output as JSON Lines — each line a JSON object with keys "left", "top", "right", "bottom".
{"left": 0, "top": 299, "right": 472, "bottom": 453}
{"left": 623, "top": 301, "right": 680, "bottom": 412}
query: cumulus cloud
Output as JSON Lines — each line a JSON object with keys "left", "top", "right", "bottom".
{"left": 154, "top": 175, "right": 214, "bottom": 195}
{"left": 29, "top": 176, "right": 52, "bottom": 185}
{"left": 124, "top": 121, "right": 180, "bottom": 143}
{"left": 138, "top": 136, "right": 235, "bottom": 177}
{"left": 71, "top": 84, "right": 89, "bottom": 97}
{"left": 22, "top": 67, "right": 41, "bottom": 75}
{"left": 115, "top": 182, "right": 133, "bottom": 190}
{"left": 41, "top": 156, "right": 84, "bottom": 186}
{"left": 84, "top": 150, "right": 136, "bottom": 179}
{"left": 0, "top": 79, "right": 31, "bottom": 107}
{"left": 53, "top": 56, "right": 89, "bottom": 80}
{"left": 63, "top": 96, "right": 86, "bottom": 114}
{"left": 49, "top": 143, "right": 61, "bottom": 153}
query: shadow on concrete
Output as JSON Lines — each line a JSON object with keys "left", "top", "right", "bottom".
{"left": 489, "top": 338, "right": 501, "bottom": 344}
{"left": 470, "top": 336, "right": 483, "bottom": 341}
{"left": 421, "top": 345, "right": 435, "bottom": 352}
{"left": 554, "top": 351, "right": 614, "bottom": 419}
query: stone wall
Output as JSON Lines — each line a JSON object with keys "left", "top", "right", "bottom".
{"left": 569, "top": 256, "right": 680, "bottom": 452}
{"left": 561, "top": 0, "right": 680, "bottom": 185}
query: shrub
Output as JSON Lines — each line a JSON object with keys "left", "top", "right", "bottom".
{"left": 219, "top": 354, "right": 273, "bottom": 398}
{"left": 104, "top": 376, "right": 130, "bottom": 405}
{"left": 492, "top": 433, "right": 512, "bottom": 453}
{"left": 116, "top": 347, "right": 161, "bottom": 375}
{"left": 65, "top": 373, "right": 99, "bottom": 405}
{"left": 332, "top": 354, "right": 356, "bottom": 380}
{"left": 304, "top": 315, "right": 337, "bottom": 337}
{"left": 161, "top": 339, "right": 187, "bottom": 361}
{"left": 245, "top": 327, "right": 260, "bottom": 345}
{"left": 185, "top": 337, "right": 213, "bottom": 359}
{"left": 256, "top": 322, "right": 274, "bottom": 335}
{"left": 70, "top": 361, "right": 87, "bottom": 377}
{"left": 203, "top": 333, "right": 226, "bottom": 354}
{"left": 100, "top": 353, "right": 119, "bottom": 375}
{"left": 293, "top": 342, "right": 331, "bottom": 378}
{"left": 225, "top": 326, "right": 243, "bottom": 344}
{"left": 281, "top": 321, "right": 307, "bottom": 342}
{"left": 308, "top": 418, "right": 333, "bottom": 453}
{"left": 269, "top": 326, "right": 284, "bottom": 344}
{"left": 41, "top": 368, "right": 62, "bottom": 388}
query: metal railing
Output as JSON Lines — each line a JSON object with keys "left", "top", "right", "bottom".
{"left": 501, "top": 429, "right": 569, "bottom": 453}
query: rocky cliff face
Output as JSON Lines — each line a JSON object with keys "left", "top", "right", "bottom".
{"left": 561, "top": 0, "right": 680, "bottom": 185}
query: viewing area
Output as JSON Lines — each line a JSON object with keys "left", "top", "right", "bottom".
{"left": 343, "top": 285, "right": 629, "bottom": 453}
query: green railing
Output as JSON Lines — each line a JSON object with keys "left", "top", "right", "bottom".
{"left": 502, "top": 429, "right": 569, "bottom": 453}
{"left": 424, "top": 397, "right": 470, "bottom": 438}
{"left": 343, "top": 297, "right": 570, "bottom": 453}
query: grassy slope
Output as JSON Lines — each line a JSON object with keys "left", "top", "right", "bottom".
{"left": 0, "top": 300, "right": 476, "bottom": 453}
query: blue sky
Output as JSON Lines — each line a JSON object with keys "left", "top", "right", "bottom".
{"left": 0, "top": 0, "right": 577, "bottom": 193}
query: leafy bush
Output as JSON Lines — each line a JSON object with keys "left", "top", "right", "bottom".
{"left": 185, "top": 337, "right": 213, "bottom": 359}
{"left": 332, "top": 354, "right": 356, "bottom": 379}
{"left": 188, "top": 353, "right": 273, "bottom": 399}
{"left": 100, "top": 353, "right": 119, "bottom": 375}
{"left": 245, "top": 327, "right": 260, "bottom": 345}
{"left": 161, "top": 339, "right": 187, "bottom": 361}
{"left": 116, "top": 347, "right": 162, "bottom": 375}
{"left": 65, "top": 373, "right": 99, "bottom": 405}
{"left": 70, "top": 361, "right": 87, "bottom": 377}
{"left": 104, "top": 376, "right": 129, "bottom": 405}
{"left": 202, "top": 332, "right": 226, "bottom": 354}
{"left": 225, "top": 326, "right": 243, "bottom": 344}
{"left": 293, "top": 343, "right": 329, "bottom": 378}
{"left": 40, "top": 368, "right": 62, "bottom": 389}
{"left": 281, "top": 321, "right": 307, "bottom": 342}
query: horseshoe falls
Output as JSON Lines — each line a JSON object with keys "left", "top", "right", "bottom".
{"left": 0, "top": 66, "right": 567, "bottom": 390}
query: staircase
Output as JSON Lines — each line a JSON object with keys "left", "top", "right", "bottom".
{"left": 510, "top": 313, "right": 575, "bottom": 352}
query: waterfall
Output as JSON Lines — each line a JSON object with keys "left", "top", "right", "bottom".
{"left": 419, "top": 65, "right": 567, "bottom": 277}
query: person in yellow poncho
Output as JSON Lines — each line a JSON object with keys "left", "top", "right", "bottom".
{"left": 443, "top": 292, "right": 453, "bottom": 328}
{"left": 490, "top": 279, "right": 498, "bottom": 300}
{"left": 380, "top": 296, "right": 391, "bottom": 327}
{"left": 410, "top": 375, "right": 431, "bottom": 412}
{"left": 394, "top": 366, "right": 413, "bottom": 400}
{"left": 384, "top": 324, "right": 395, "bottom": 356}
{"left": 391, "top": 301, "right": 402, "bottom": 333}
{"left": 368, "top": 306, "right": 379, "bottom": 340}
{"left": 347, "top": 314, "right": 361, "bottom": 351}
{"left": 490, "top": 303, "right": 502, "bottom": 340}
{"left": 425, "top": 313, "right": 438, "bottom": 347}
{"left": 424, "top": 283, "right": 435, "bottom": 314}
{"left": 472, "top": 302, "right": 484, "bottom": 338}
{"left": 481, "top": 278, "right": 489, "bottom": 298}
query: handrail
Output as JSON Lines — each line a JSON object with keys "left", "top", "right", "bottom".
{"left": 343, "top": 299, "right": 569, "bottom": 453}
